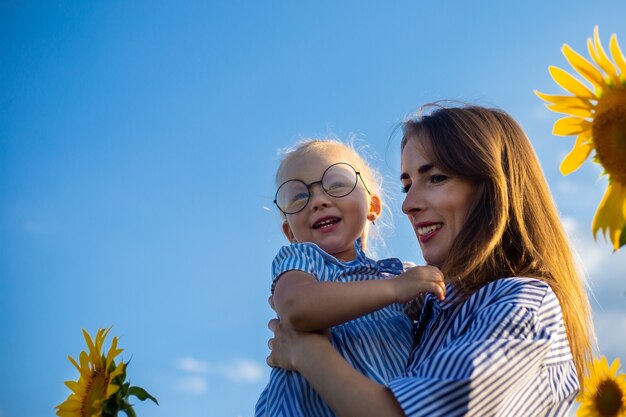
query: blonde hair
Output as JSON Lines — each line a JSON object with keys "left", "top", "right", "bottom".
{"left": 401, "top": 103, "right": 594, "bottom": 388}
{"left": 275, "top": 138, "right": 385, "bottom": 252}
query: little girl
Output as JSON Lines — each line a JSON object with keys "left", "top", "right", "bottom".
{"left": 255, "top": 139, "right": 446, "bottom": 417}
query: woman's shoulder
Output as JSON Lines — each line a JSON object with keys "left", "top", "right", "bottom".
{"left": 468, "top": 277, "right": 556, "bottom": 313}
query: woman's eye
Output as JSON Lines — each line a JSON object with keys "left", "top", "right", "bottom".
{"left": 430, "top": 175, "right": 448, "bottom": 184}
{"left": 401, "top": 184, "right": 411, "bottom": 194}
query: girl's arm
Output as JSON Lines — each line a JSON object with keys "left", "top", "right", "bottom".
{"left": 273, "top": 266, "right": 445, "bottom": 331}
{"left": 267, "top": 318, "right": 406, "bottom": 417}
{"left": 269, "top": 279, "right": 576, "bottom": 417}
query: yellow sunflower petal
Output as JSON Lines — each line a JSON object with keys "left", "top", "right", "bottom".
{"left": 79, "top": 351, "right": 91, "bottom": 372}
{"left": 590, "top": 26, "right": 620, "bottom": 82}
{"left": 105, "top": 337, "right": 123, "bottom": 366}
{"left": 106, "top": 383, "right": 121, "bottom": 397}
{"left": 111, "top": 361, "right": 124, "bottom": 378}
{"left": 592, "top": 182, "right": 626, "bottom": 250}
{"left": 56, "top": 410, "right": 80, "bottom": 417}
{"left": 56, "top": 399, "right": 83, "bottom": 411}
{"left": 548, "top": 66, "right": 595, "bottom": 99}
{"left": 560, "top": 135, "right": 592, "bottom": 175}
{"left": 562, "top": 43, "right": 605, "bottom": 89}
{"left": 546, "top": 102, "right": 594, "bottom": 118}
{"left": 609, "top": 358, "right": 621, "bottom": 375}
{"left": 82, "top": 329, "right": 97, "bottom": 359}
{"left": 534, "top": 90, "right": 594, "bottom": 106}
{"left": 67, "top": 355, "right": 91, "bottom": 378}
{"left": 63, "top": 380, "right": 85, "bottom": 394}
{"left": 553, "top": 116, "right": 592, "bottom": 136}
{"left": 609, "top": 34, "right": 626, "bottom": 77}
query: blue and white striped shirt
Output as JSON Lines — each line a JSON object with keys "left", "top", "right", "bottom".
{"left": 256, "top": 240, "right": 414, "bottom": 417}
{"left": 388, "top": 277, "right": 579, "bottom": 417}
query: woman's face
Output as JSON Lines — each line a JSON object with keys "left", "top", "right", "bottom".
{"left": 400, "top": 137, "right": 478, "bottom": 267}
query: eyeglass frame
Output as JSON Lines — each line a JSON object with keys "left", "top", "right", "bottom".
{"left": 273, "top": 162, "right": 372, "bottom": 215}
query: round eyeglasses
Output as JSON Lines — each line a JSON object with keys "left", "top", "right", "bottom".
{"left": 273, "top": 162, "right": 371, "bottom": 215}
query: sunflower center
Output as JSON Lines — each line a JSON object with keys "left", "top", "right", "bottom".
{"left": 81, "top": 368, "right": 110, "bottom": 416}
{"left": 593, "top": 86, "right": 626, "bottom": 185}
{"left": 593, "top": 378, "right": 624, "bottom": 416}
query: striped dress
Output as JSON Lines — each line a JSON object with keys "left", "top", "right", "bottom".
{"left": 255, "top": 240, "right": 414, "bottom": 417}
{"left": 388, "top": 277, "right": 579, "bottom": 417}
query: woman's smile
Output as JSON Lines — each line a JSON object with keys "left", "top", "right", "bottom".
{"left": 401, "top": 137, "right": 478, "bottom": 267}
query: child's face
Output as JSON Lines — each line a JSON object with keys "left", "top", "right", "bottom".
{"left": 278, "top": 150, "right": 378, "bottom": 262}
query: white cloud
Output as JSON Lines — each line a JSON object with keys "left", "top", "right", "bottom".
{"left": 561, "top": 216, "right": 626, "bottom": 363}
{"left": 561, "top": 216, "right": 607, "bottom": 279}
{"left": 175, "top": 356, "right": 265, "bottom": 383}
{"left": 219, "top": 359, "right": 264, "bottom": 382}
{"left": 594, "top": 310, "right": 626, "bottom": 360}
{"left": 175, "top": 376, "right": 209, "bottom": 395}
{"left": 176, "top": 356, "right": 210, "bottom": 373}
{"left": 560, "top": 216, "right": 626, "bottom": 288}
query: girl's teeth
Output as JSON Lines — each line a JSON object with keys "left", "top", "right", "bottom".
{"left": 316, "top": 219, "right": 339, "bottom": 228}
{"left": 417, "top": 224, "right": 442, "bottom": 235}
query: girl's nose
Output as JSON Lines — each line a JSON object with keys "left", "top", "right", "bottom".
{"left": 308, "top": 184, "right": 331, "bottom": 210}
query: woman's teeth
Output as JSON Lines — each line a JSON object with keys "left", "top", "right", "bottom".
{"left": 417, "top": 224, "right": 442, "bottom": 235}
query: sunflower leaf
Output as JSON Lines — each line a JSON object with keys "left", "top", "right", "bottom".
{"left": 120, "top": 402, "right": 138, "bottom": 417}
{"left": 128, "top": 386, "right": 159, "bottom": 405}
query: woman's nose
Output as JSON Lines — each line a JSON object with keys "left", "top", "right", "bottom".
{"left": 402, "top": 187, "right": 422, "bottom": 215}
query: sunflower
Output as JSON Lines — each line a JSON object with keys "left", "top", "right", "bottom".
{"left": 577, "top": 356, "right": 626, "bottom": 417}
{"left": 535, "top": 26, "right": 626, "bottom": 251}
{"left": 56, "top": 327, "right": 124, "bottom": 417}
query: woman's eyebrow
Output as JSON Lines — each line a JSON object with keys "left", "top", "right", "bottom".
{"left": 418, "top": 163, "right": 434, "bottom": 174}
{"left": 400, "top": 163, "right": 434, "bottom": 181}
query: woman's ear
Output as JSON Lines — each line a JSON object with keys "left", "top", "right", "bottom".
{"left": 368, "top": 195, "right": 382, "bottom": 222}
{"left": 282, "top": 221, "right": 297, "bottom": 243}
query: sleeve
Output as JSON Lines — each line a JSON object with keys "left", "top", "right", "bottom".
{"left": 270, "top": 244, "right": 322, "bottom": 294}
{"left": 387, "top": 283, "right": 574, "bottom": 416}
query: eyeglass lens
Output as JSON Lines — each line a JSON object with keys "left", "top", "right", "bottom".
{"left": 275, "top": 163, "right": 358, "bottom": 214}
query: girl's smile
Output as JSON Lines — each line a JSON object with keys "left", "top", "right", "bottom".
{"left": 278, "top": 151, "right": 379, "bottom": 262}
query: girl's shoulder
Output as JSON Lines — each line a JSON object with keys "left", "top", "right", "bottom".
{"left": 274, "top": 241, "right": 332, "bottom": 263}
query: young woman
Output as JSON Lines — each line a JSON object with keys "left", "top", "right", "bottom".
{"left": 265, "top": 105, "right": 595, "bottom": 417}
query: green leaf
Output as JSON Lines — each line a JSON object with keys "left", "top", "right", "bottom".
{"left": 120, "top": 402, "right": 137, "bottom": 417}
{"left": 128, "top": 386, "right": 159, "bottom": 405}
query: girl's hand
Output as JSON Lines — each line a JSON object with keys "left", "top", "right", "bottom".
{"left": 393, "top": 265, "right": 446, "bottom": 303}
{"left": 266, "top": 318, "right": 330, "bottom": 371}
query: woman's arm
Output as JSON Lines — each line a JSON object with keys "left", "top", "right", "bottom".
{"left": 273, "top": 266, "right": 445, "bottom": 331}
{"left": 269, "top": 278, "right": 577, "bottom": 416}
{"left": 267, "top": 318, "right": 407, "bottom": 417}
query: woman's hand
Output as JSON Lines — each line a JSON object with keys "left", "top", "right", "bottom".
{"left": 266, "top": 318, "right": 330, "bottom": 371}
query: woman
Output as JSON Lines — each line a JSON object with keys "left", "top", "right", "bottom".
{"left": 265, "top": 104, "right": 595, "bottom": 416}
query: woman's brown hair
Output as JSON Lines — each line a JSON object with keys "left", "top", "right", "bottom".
{"left": 402, "top": 103, "right": 594, "bottom": 387}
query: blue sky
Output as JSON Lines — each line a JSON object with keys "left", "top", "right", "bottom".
{"left": 1, "top": 2, "right": 625, "bottom": 416}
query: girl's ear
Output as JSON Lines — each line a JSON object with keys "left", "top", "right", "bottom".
{"left": 282, "top": 221, "right": 297, "bottom": 243}
{"left": 368, "top": 194, "right": 382, "bottom": 221}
